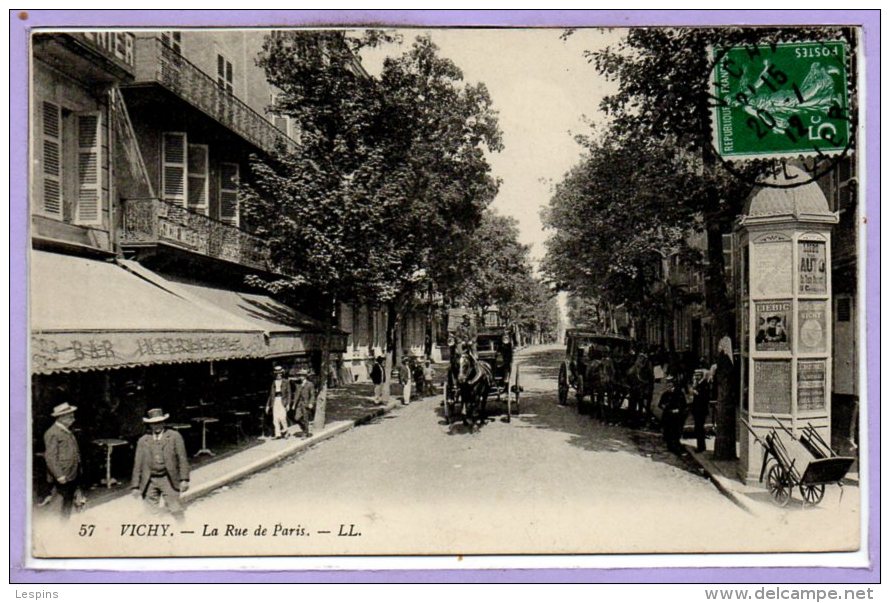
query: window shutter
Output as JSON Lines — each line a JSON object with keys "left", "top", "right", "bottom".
{"left": 40, "top": 101, "right": 63, "bottom": 218}
{"left": 219, "top": 162, "right": 239, "bottom": 227}
{"left": 187, "top": 144, "right": 209, "bottom": 214}
{"left": 162, "top": 132, "right": 187, "bottom": 206}
{"left": 75, "top": 111, "right": 102, "bottom": 225}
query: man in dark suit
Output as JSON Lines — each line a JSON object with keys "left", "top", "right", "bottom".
{"left": 130, "top": 408, "right": 190, "bottom": 520}
{"left": 290, "top": 369, "right": 315, "bottom": 438}
{"left": 370, "top": 356, "right": 386, "bottom": 404}
{"left": 43, "top": 402, "right": 82, "bottom": 519}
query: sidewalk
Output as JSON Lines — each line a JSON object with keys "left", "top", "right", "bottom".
{"left": 682, "top": 434, "right": 860, "bottom": 517}
{"left": 72, "top": 381, "right": 416, "bottom": 516}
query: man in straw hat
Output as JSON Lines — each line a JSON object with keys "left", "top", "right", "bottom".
{"left": 43, "top": 402, "right": 82, "bottom": 518}
{"left": 130, "top": 408, "right": 190, "bottom": 519}
{"left": 266, "top": 365, "right": 293, "bottom": 439}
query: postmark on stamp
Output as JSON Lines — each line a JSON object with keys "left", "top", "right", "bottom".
{"left": 710, "top": 40, "right": 851, "bottom": 161}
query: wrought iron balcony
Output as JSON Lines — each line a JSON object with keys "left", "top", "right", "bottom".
{"left": 120, "top": 198, "right": 272, "bottom": 272}
{"left": 131, "top": 37, "right": 297, "bottom": 155}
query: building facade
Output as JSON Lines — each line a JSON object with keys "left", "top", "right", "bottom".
{"left": 29, "top": 30, "right": 346, "bottom": 497}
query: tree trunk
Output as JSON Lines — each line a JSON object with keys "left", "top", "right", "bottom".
{"left": 312, "top": 298, "right": 336, "bottom": 433}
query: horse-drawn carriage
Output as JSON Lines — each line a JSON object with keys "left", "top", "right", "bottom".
{"left": 557, "top": 329, "right": 634, "bottom": 417}
{"left": 443, "top": 329, "right": 521, "bottom": 430}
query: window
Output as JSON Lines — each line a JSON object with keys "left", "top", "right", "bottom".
{"left": 217, "top": 53, "right": 233, "bottom": 94}
{"left": 37, "top": 100, "right": 103, "bottom": 225}
{"left": 161, "top": 132, "right": 187, "bottom": 206}
{"left": 187, "top": 144, "right": 209, "bottom": 214}
{"left": 75, "top": 112, "right": 102, "bottom": 225}
{"left": 160, "top": 31, "right": 182, "bottom": 55}
{"left": 219, "top": 162, "right": 240, "bottom": 226}
{"left": 40, "top": 101, "right": 63, "bottom": 218}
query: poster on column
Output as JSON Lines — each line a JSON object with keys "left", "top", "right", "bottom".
{"left": 755, "top": 301, "right": 792, "bottom": 352}
{"left": 798, "top": 300, "right": 828, "bottom": 353}
{"left": 799, "top": 240, "right": 828, "bottom": 294}
{"left": 798, "top": 359, "right": 827, "bottom": 411}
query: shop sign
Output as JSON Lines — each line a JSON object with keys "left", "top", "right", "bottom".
{"left": 798, "top": 300, "right": 828, "bottom": 353}
{"left": 798, "top": 359, "right": 826, "bottom": 411}
{"left": 798, "top": 240, "right": 827, "bottom": 294}
{"left": 753, "top": 360, "right": 792, "bottom": 414}
{"left": 31, "top": 330, "right": 265, "bottom": 373}
{"left": 755, "top": 300, "right": 792, "bottom": 352}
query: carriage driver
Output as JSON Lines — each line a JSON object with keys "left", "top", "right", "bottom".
{"left": 454, "top": 313, "right": 478, "bottom": 358}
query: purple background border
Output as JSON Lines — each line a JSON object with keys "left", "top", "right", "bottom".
{"left": 9, "top": 9, "right": 879, "bottom": 584}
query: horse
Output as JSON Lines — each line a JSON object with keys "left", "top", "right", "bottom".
{"left": 455, "top": 349, "right": 493, "bottom": 431}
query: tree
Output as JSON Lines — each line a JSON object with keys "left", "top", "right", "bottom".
{"left": 373, "top": 36, "right": 502, "bottom": 370}
{"left": 566, "top": 26, "right": 853, "bottom": 459}
{"left": 242, "top": 32, "right": 501, "bottom": 423}
{"left": 455, "top": 210, "right": 531, "bottom": 318}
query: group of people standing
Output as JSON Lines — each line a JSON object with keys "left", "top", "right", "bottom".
{"left": 370, "top": 355, "right": 436, "bottom": 406}
{"left": 581, "top": 336, "right": 736, "bottom": 457}
{"left": 656, "top": 336, "right": 737, "bottom": 456}
{"left": 266, "top": 365, "right": 316, "bottom": 439}
{"left": 42, "top": 403, "right": 191, "bottom": 521}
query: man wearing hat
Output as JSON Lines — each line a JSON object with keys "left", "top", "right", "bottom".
{"left": 130, "top": 408, "right": 190, "bottom": 519}
{"left": 43, "top": 403, "right": 82, "bottom": 518}
{"left": 266, "top": 365, "right": 293, "bottom": 439}
{"left": 370, "top": 356, "right": 386, "bottom": 405}
{"left": 290, "top": 369, "right": 314, "bottom": 438}
{"left": 455, "top": 313, "right": 478, "bottom": 357}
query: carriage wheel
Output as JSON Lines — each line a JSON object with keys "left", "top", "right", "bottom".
{"left": 557, "top": 365, "right": 568, "bottom": 406}
{"left": 767, "top": 465, "right": 792, "bottom": 507}
{"left": 576, "top": 374, "right": 587, "bottom": 414}
{"left": 799, "top": 483, "right": 826, "bottom": 506}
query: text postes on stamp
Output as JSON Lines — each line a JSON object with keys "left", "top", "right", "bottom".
{"left": 711, "top": 41, "right": 850, "bottom": 161}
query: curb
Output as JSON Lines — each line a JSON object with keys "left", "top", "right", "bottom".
{"left": 684, "top": 444, "right": 760, "bottom": 517}
{"left": 181, "top": 400, "right": 399, "bottom": 504}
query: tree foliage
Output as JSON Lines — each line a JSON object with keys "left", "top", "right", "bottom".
{"left": 545, "top": 27, "right": 851, "bottom": 331}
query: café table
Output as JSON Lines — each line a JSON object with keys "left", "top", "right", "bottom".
{"left": 192, "top": 417, "right": 219, "bottom": 457}
{"left": 92, "top": 438, "right": 128, "bottom": 489}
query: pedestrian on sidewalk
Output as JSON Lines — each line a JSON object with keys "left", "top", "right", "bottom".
{"left": 371, "top": 356, "right": 386, "bottom": 404}
{"left": 42, "top": 403, "right": 84, "bottom": 519}
{"left": 413, "top": 359, "right": 425, "bottom": 398}
{"left": 290, "top": 369, "right": 314, "bottom": 438}
{"left": 399, "top": 357, "right": 413, "bottom": 405}
{"left": 423, "top": 360, "right": 435, "bottom": 396}
{"left": 691, "top": 363, "right": 712, "bottom": 453}
{"left": 658, "top": 376, "right": 687, "bottom": 454}
{"left": 130, "top": 408, "right": 190, "bottom": 521}
{"left": 266, "top": 365, "right": 292, "bottom": 439}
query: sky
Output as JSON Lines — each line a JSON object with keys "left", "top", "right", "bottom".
{"left": 360, "top": 28, "right": 625, "bottom": 264}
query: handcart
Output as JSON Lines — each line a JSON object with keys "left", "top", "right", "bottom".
{"left": 742, "top": 416, "right": 856, "bottom": 507}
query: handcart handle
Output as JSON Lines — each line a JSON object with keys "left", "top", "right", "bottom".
{"left": 772, "top": 415, "right": 795, "bottom": 437}
{"left": 740, "top": 417, "right": 767, "bottom": 448}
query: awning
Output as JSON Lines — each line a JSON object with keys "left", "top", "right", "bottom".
{"left": 120, "top": 261, "right": 348, "bottom": 357}
{"left": 30, "top": 251, "right": 266, "bottom": 374}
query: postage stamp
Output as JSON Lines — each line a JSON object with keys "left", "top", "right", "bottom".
{"left": 710, "top": 41, "right": 851, "bottom": 160}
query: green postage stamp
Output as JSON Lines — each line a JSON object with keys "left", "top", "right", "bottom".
{"left": 711, "top": 40, "right": 851, "bottom": 159}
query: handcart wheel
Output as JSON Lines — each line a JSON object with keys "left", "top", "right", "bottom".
{"left": 767, "top": 465, "right": 792, "bottom": 507}
{"left": 799, "top": 483, "right": 825, "bottom": 506}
